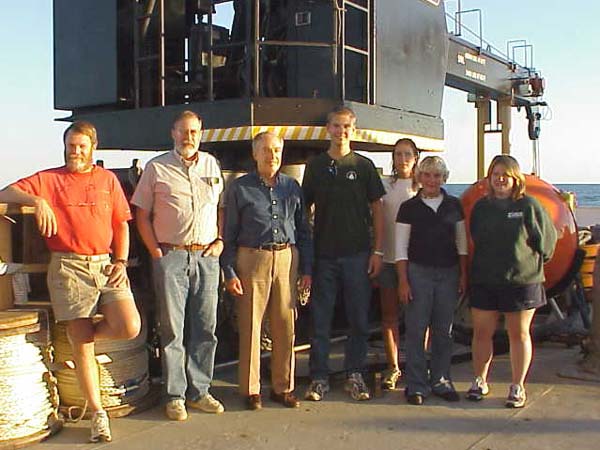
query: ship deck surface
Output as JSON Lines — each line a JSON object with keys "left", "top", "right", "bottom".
{"left": 29, "top": 341, "right": 600, "bottom": 450}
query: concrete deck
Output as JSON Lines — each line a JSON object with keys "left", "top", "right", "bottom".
{"left": 575, "top": 206, "right": 600, "bottom": 228}
{"left": 30, "top": 342, "right": 600, "bottom": 450}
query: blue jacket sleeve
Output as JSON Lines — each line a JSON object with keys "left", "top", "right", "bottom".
{"left": 221, "top": 181, "right": 241, "bottom": 280}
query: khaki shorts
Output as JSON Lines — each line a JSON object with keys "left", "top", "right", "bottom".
{"left": 47, "top": 252, "right": 134, "bottom": 322}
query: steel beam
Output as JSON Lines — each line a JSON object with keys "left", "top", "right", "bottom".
{"left": 475, "top": 98, "right": 490, "bottom": 179}
{"left": 498, "top": 96, "right": 512, "bottom": 155}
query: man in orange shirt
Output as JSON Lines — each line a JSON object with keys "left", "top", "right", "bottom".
{"left": 0, "top": 121, "right": 141, "bottom": 443}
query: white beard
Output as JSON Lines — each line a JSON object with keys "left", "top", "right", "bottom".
{"left": 176, "top": 146, "right": 198, "bottom": 159}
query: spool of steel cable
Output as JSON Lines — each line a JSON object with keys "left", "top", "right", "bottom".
{"left": 51, "top": 317, "right": 155, "bottom": 419}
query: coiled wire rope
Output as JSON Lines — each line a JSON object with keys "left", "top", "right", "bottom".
{"left": 0, "top": 332, "right": 59, "bottom": 442}
{"left": 52, "top": 321, "right": 150, "bottom": 418}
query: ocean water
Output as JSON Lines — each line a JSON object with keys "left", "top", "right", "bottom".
{"left": 445, "top": 184, "right": 600, "bottom": 207}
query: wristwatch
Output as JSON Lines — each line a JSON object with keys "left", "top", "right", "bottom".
{"left": 113, "top": 258, "right": 129, "bottom": 267}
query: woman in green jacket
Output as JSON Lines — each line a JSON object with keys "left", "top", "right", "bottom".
{"left": 467, "top": 155, "right": 557, "bottom": 408}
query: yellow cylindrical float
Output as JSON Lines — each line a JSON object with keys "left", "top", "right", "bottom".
{"left": 580, "top": 244, "right": 599, "bottom": 290}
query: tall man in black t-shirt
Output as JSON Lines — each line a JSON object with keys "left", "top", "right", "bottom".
{"left": 302, "top": 106, "right": 385, "bottom": 401}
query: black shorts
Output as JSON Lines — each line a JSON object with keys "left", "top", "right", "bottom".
{"left": 469, "top": 283, "right": 546, "bottom": 312}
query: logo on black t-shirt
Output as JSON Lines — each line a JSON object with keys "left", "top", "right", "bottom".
{"left": 346, "top": 171, "right": 357, "bottom": 180}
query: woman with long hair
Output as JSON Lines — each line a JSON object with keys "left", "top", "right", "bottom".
{"left": 467, "top": 155, "right": 557, "bottom": 408}
{"left": 378, "top": 138, "right": 419, "bottom": 390}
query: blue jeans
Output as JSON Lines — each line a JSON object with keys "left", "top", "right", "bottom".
{"left": 153, "top": 249, "right": 220, "bottom": 401}
{"left": 404, "top": 262, "right": 459, "bottom": 396}
{"left": 309, "top": 252, "right": 371, "bottom": 380}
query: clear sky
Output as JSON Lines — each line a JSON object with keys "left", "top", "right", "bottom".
{"left": 1, "top": 1, "right": 598, "bottom": 185}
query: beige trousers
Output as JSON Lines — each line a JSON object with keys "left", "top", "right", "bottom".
{"left": 236, "top": 246, "right": 298, "bottom": 396}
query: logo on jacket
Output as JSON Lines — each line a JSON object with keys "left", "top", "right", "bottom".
{"left": 346, "top": 171, "right": 357, "bottom": 180}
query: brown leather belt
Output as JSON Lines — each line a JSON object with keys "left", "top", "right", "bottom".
{"left": 257, "top": 243, "right": 291, "bottom": 251}
{"left": 160, "top": 243, "right": 210, "bottom": 251}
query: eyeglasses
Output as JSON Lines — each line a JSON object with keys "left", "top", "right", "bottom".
{"left": 65, "top": 201, "right": 96, "bottom": 207}
{"left": 327, "top": 159, "right": 337, "bottom": 177}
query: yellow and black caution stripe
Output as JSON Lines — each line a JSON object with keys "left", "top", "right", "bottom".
{"left": 202, "top": 125, "right": 444, "bottom": 152}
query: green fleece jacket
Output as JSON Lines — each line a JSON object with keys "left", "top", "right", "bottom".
{"left": 470, "top": 195, "right": 557, "bottom": 285}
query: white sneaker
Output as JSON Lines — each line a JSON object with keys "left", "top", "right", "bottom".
{"left": 187, "top": 393, "right": 225, "bottom": 414}
{"left": 90, "top": 410, "right": 112, "bottom": 443}
{"left": 344, "top": 372, "right": 371, "bottom": 401}
{"left": 505, "top": 384, "right": 527, "bottom": 408}
{"left": 304, "top": 379, "right": 330, "bottom": 401}
{"left": 165, "top": 399, "right": 188, "bottom": 421}
{"left": 466, "top": 376, "right": 490, "bottom": 401}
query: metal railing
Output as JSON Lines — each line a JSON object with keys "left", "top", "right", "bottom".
{"left": 444, "top": 1, "right": 535, "bottom": 70}
{"left": 132, "top": 0, "right": 373, "bottom": 106}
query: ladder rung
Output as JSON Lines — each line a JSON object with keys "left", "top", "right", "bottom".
{"left": 346, "top": 1, "right": 369, "bottom": 13}
{"left": 344, "top": 45, "right": 368, "bottom": 56}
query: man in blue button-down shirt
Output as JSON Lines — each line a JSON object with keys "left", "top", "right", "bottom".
{"left": 222, "top": 131, "right": 313, "bottom": 410}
